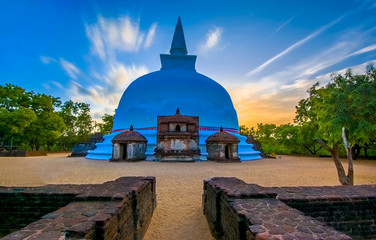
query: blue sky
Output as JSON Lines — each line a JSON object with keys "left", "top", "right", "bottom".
{"left": 1, "top": 0, "right": 375, "bottom": 126}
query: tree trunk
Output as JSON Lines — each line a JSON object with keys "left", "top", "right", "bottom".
{"left": 342, "top": 128, "right": 354, "bottom": 185}
{"left": 316, "top": 129, "right": 354, "bottom": 186}
{"left": 330, "top": 144, "right": 352, "bottom": 185}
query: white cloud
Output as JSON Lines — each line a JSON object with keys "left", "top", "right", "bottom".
{"left": 246, "top": 15, "right": 344, "bottom": 76}
{"left": 349, "top": 44, "right": 376, "bottom": 56}
{"left": 40, "top": 56, "right": 56, "bottom": 64}
{"left": 85, "top": 15, "right": 157, "bottom": 59}
{"left": 268, "top": 16, "right": 294, "bottom": 38}
{"left": 144, "top": 23, "right": 157, "bottom": 49}
{"left": 43, "top": 81, "right": 63, "bottom": 91}
{"left": 199, "top": 26, "right": 223, "bottom": 52}
{"left": 60, "top": 59, "right": 80, "bottom": 80}
{"left": 85, "top": 24, "right": 106, "bottom": 60}
{"left": 68, "top": 63, "right": 149, "bottom": 121}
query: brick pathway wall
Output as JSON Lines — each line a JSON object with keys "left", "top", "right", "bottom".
{"left": 0, "top": 177, "right": 156, "bottom": 240}
{"left": 203, "top": 177, "right": 376, "bottom": 240}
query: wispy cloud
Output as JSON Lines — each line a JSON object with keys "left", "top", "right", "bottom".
{"left": 61, "top": 16, "right": 157, "bottom": 119}
{"left": 144, "top": 23, "right": 157, "bottom": 49}
{"left": 43, "top": 81, "right": 64, "bottom": 91}
{"left": 85, "top": 15, "right": 157, "bottom": 60}
{"left": 198, "top": 26, "right": 223, "bottom": 52}
{"left": 268, "top": 16, "right": 294, "bottom": 38}
{"left": 42, "top": 16, "right": 155, "bottom": 120}
{"left": 68, "top": 63, "right": 149, "bottom": 120}
{"left": 40, "top": 56, "right": 56, "bottom": 64}
{"left": 85, "top": 24, "right": 106, "bottom": 60}
{"left": 60, "top": 59, "right": 80, "bottom": 80}
{"left": 231, "top": 26, "right": 375, "bottom": 126}
{"left": 349, "top": 44, "right": 376, "bottom": 56}
{"left": 246, "top": 16, "right": 344, "bottom": 76}
{"left": 40, "top": 56, "right": 81, "bottom": 80}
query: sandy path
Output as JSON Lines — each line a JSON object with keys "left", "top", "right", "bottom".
{"left": 1, "top": 154, "right": 376, "bottom": 239}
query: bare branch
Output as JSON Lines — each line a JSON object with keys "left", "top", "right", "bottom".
{"left": 342, "top": 127, "right": 350, "bottom": 149}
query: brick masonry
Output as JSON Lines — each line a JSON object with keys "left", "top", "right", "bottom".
{"left": 0, "top": 177, "right": 156, "bottom": 240}
{"left": 203, "top": 177, "right": 376, "bottom": 240}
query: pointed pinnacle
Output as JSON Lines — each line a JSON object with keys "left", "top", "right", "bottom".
{"left": 170, "top": 16, "right": 188, "bottom": 55}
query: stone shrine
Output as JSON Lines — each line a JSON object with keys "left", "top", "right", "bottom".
{"left": 111, "top": 125, "right": 147, "bottom": 161}
{"left": 155, "top": 108, "right": 200, "bottom": 162}
{"left": 206, "top": 126, "right": 240, "bottom": 162}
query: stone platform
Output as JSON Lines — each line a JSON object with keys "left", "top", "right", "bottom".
{"left": 203, "top": 177, "right": 376, "bottom": 240}
{"left": 0, "top": 177, "right": 156, "bottom": 240}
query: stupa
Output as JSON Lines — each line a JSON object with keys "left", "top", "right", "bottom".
{"left": 86, "top": 17, "right": 261, "bottom": 161}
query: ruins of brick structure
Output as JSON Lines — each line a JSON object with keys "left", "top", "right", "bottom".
{"left": 155, "top": 108, "right": 200, "bottom": 162}
{"left": 0, "top": 177, "right": 156, "bottom": 240}
{"left": 111, "top": 125, "right": 147, "bottom": 161}
{"left": 70, "top": 133, "right": 104, "bottom": 157}
{"left": 206, "top": 126, "right": 240, "bottom": 162}
{"left": 203, "top": 177, "right": 376, "bottom": 240}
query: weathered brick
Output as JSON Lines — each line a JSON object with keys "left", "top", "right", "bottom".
{"left": 204, "top": 177, "right": 375, "bottom": 239}
{"left": 0, "top": 177, "right": 156, "bottom": 239}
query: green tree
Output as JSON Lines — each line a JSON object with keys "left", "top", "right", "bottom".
{"left": 275, "top": 123, "right": 300, "bottom": 153}
{"left": 295, "top": 94, "right": 323, "bottom": 155}
{"left": 24, "top": 93, "right": 65, "bottom": 150}
{"left": 98, "top": 113, "right": 114, "bottom": 135}
{"left": 0, "top": 84, "right": 36, "bottom": 147}
{"left": 295, "top": 65, "right": 376, "bottom": 185}
{"left": 0, "top": 107, "right": 36, "bottom": 147}
{"left": 58, "top": 100, "right": 93, "bottom": 149}
{"left": 252, "top": 123, "right": 278, "bottom": 153}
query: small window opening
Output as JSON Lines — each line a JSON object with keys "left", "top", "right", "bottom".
{"left": 175, "top": 124, "right": 181, "bottom": 132}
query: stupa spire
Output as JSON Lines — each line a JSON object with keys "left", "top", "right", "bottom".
{"left": 170, "top": 17, "right": 188, "bottom": 55}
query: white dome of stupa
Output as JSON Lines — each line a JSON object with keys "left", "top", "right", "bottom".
{"left": 86, "top": 17, "right": 260, "bottom": 161}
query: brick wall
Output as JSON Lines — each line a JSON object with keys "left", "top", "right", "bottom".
{"left": 0, "top": 192, "right": 76, "bottom": 237}
{"left": 0, "top": 177, "right": 156, "bottom": 240}
{"left": 279, "top": 186, "right": 376, "bottom": 239}
{"left": 203, "top": 177, "right": 376, "bottom": 240}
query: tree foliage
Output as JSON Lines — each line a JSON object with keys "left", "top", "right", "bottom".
{"left": 241, "top": 123, "right": 306, "bottom": 155}
{"left": 98, "top": 114, "right": 114, "bottom": 135}
{"left": 57, "top": 100, "right": 93, "bottom": 150}
{"left": 23, "top": 93, "right": 66, "bottom": 150}
{"left": 0, "top": 84, "right": 37, "bottom": 147}
{"left": 296, "top": 65, "right": 376, "bottom": 150}
{"left": 0, "top": 83, "right": 112, "bottom": 151}
{"left": 294, "top": 64, "right": 376, "bottom": 185}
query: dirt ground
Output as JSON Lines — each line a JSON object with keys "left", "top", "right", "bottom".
{"left": 1, "top": 154, "right": 375, "bottom": 240}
